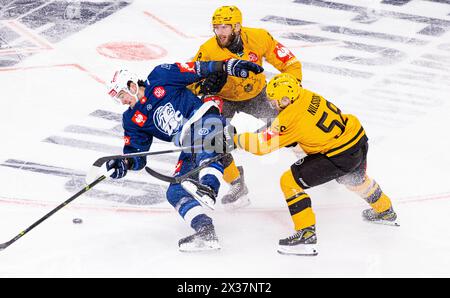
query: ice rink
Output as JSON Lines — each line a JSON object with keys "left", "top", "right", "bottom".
{"left": 1, "top": 0, "right": 450, "bottom": 277}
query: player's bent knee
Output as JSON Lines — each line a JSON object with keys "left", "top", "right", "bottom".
{"left": 280, "top": 170, "right": 304, "bottom": 198}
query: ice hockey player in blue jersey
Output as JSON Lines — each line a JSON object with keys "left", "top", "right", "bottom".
{"left": 105, "top": 59, "right": 263, "bottom": 252}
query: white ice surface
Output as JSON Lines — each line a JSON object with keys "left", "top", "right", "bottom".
{"left": 0, "top": 0, "right": 450, "bottom": 277}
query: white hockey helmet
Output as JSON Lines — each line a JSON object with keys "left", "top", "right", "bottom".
{"left": 107, "top": 69, "right": 139, "bottom": 104}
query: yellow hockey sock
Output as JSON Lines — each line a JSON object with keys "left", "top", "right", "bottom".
{"left": 223, "top": 160, "right": 240, "bottom": 184}
{"left": 281, "top": 170, "right": 316, "bottom": 230}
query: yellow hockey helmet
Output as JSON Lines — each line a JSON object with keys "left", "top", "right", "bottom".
{"left": 266, "top": 73, "right": 301, "bottom": 103}
{"left": 212, "top": 6, "right": 242, "bottom": 26}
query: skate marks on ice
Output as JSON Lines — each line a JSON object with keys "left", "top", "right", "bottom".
{"left": 0, "top": 0, "right": 130, "bottom": 67}
{"left": 1, "top": 0, "right": 450, "bottom": 210}
{"left": 0, "top": 1, "right": 157, "bottom": 209}
{"left": 262, "top": 0, "right": 450, "bottom": 132}
{"left": 0, "top": 159, "right": 167, "bottom": 207}
{"left": 0, "top": 108, "right": 172, "bottom": 207}
{"left": 42, "top": 108, "right": 175, "bottom": 164}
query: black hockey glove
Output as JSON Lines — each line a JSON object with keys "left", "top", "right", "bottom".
{"left": 224, "top": 58, "right": 264, "bottom": 78}
{"left": 198, "top": 71, "right": 228, "bottom": 95}
{"left": 197, "top": 60, "right": 263, "bottom": 78}
{"left": 106, "top": 159, "right": 128, "bottom": 179}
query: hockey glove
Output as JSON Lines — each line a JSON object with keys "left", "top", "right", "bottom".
{"left": 106, "top": 159, "right": 128, "bottom": 179}
{"left": 199, "top": 71, "right": 228, "bottom": 95}
{"left": 224, "top": 59, "right": 264, "bottom": 78}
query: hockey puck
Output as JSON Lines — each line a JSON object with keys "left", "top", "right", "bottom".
{"left": 72, "top": 218, "right": 83, "bottom": 224}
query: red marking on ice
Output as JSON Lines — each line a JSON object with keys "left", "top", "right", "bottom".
{"left": 3, "top": 20, "right": 53, "bottom": 50}
{"left": 0, "top": 64, "right": 105, "bottom": 84}
{"left": 0, "top": 196, "right": 171, "bottom": 214}
{"left": 0, "top": 196, "right": 286, "bottom": 215}
{"left": 96, "top": 42, "right": 167, "bottom": 61}
{"left": 143, "top": 11, "right": 193, "bottom": 38}
{"left": 0, "top": 47, "right": 44, "bottom": 55}
{"left": 1, "top": 192, "right": 450, "bottom": 215}
{"left": 0, "top": 20, "right": 54, "bottom": 59}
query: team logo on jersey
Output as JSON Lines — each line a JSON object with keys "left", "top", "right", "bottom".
{"left": 274, "top": 43, "right": 295, "bottom": 63}
{"left": 176, "top": 62, "right": 196, "bottom": 73}
{"left": 248, "top": 51, "right": 258, "bottom": 62}
{"left": 131, "top": 110, "right": 148, "bottom": 127}
{"left": 140, "top": 96, "right": 147, "bottom": 104}
{"left": 244, "top": 84, "right": 253, "bottom": 93}
{"left": 260, "top": 127, "right": 279, "bottom": 142}
{"left": 153, "top": 86, "right": 166, "bottom": 99}
{"left": 174, "top": 160, "right": 183, "bottom": 175}
{"left": 153, "top": 102, "right": 183, "bottom": 136}
{"left": 198, "top": 128, "right": 210, "bottom": 136}
{"left": 124, "top": 136, "right": 131, "bottom": 145}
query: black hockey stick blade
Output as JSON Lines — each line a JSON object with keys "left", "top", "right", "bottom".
{"left": 0, "top": 241, "right": 11, "bottom": 251}
{"left": 145, "top": 153, "right": 225, "bottom": 184}
{"left": 145, "top": 166, "right": 175, "bottom": 183}
{"left": 86, "top": 145, "right": 202, "bottom": 184}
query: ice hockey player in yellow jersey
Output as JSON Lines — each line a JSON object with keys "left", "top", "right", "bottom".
{"left": 192, "top": 5, "right": 302, "bottom": 210}
{"left": 231, "top": 73, "right": 399, "bottom": 256}
{"left": 194, "top": 6, "right": 302, "bottom": 102}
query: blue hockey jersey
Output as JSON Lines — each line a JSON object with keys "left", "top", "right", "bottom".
{"left": 121, "top": 62, "right": 216, "bottom": 170}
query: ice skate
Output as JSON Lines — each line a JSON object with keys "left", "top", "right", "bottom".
{"left": 277, "top": 225, "right": 318, "bottom": 256}
{"left": 362, "top": 207, "right": 399, "bottom": 226}
{"left": 221, "top": 166, "right": 250, "bottom": 210}
{"left": 178, "top": 224, "right": 221, "bottom": 252}
{"left": 181, "top": 178, "right": 217, "bottom": 210}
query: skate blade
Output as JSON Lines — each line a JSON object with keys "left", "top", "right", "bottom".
{"left": 277, "top": 245, "right": 318, "bottom": 256}
{"left": 181, "top": 181, "right": 215, "bottom": 210}
{"left": 223, "top": 196, "right": 251, "bottom": 211}
{"left": 179, "top": 242, "right": 221, "bottom": 253}
{"left": 364, "top": 219, "right": 400, "bottom": 227}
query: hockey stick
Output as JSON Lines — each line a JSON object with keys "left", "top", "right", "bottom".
{"left": 0, "top": 169, "right": 114, "bottom": 251}
{"left": 145, "top": 153, "right": 226, "bottom": 184}
{"left": 86, "top": 145, "right": 203, "bottom": 184}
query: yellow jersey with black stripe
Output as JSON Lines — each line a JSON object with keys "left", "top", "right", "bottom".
{"left": 191, "top": 27, "right": 302, "bottom": 101}
{"left": 235, "top": 88, "right": 367, "bottom": 157}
